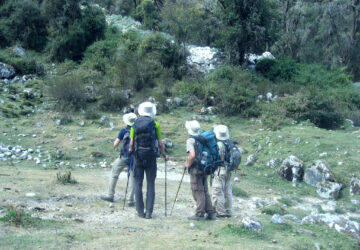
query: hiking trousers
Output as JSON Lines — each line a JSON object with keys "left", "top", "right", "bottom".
{"left": 212, "top": 167, "right": 232, "bottom": 216}
{"left": 190, "top": 168, "right": 215, "bottom": 217}
{"left": 108, "top": 157, "right": 135, "bottom": 202}
{"left": 134, "top": 156, "right": 157, "bottom": 215}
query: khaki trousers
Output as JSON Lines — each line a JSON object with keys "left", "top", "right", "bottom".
{"left": 212, "top": 167, "right": 232, "bottom": 216}
{"left": 190, "top": 167, "right": 215, "bottom": 217}
{"left": 108, "top": 157, "right": 135, "bottom": 202}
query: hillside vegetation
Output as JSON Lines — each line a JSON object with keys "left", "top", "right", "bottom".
{"left": 1, "top": 0, "right": 360, "bottom": 249}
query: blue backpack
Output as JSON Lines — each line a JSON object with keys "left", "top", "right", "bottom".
{"left": 121, "top": 127, "right": 131, "bottom": 158}
{"left": 193, "top": 131, "right": 221, "bottom": 175}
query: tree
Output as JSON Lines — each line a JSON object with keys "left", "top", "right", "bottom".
{"left": 217, "top": 0, "right": 280, "bottom": 65}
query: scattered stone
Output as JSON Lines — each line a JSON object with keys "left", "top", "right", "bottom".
{"left": 319, "top": 152, "right": 328, "bottom": 158}
{"left": 56, "top": 150, "right": 64, "bottom": 159}
{"left": 271, "top": 214, "right": 286, "bottom": 224}
{"left": 267, "top": 158, "right": 278, "bottom": 168}
{"left": 283, "top": 214, "right": 301, "bottom": 224}
{"left": 295, "top": 137, "right": 301, "bottom": 144}
{"left": 66, "top": 203, "right": 72, "bottom": 207}
{"left": 79, "top": 121, "right": 85, "bottom": 127}
{"left": 174, "top": 97, "right": 183, "bottom": 106}
{"left": 26, "top": 192, "right": 36, "bottom": 197}
{"left": 278, "top": 155, "right": 304, "bottom": 186}
{"left": 100, "top": 116, "right": 109, "bottom": 125}
{"left": 351, "top": 199, "right": 360, "bottom": 205}
{"left": 234, "top": 177, "right": 240, "bottom": 183}
{"left": 55, "top": 119, "right": 61, "bottom": 126}
{"left": 238, "top": 147, "right": 247, "bottom": 155}
{"left": 315, "top": 243, "right": 321, "bottom": 250}
{"left": 245, "top": 154, "right": 257, "bottom": 166}
{"left": 240, "top": 217, "right": 263, "bottom": 232}
{"left": 272, "top": 240, "right": 277, "bottom": 244}
{"left": 316, "top": 181, "right": 343, "bottom": 199}
{"left": 13, "top": 46, "right": 26, "bottom": 57}
{"left": 109, "top": 203, "right": 114, "bottom": 208}
{"left": 304, "top": 160, "right": 335, "bottom": 187}
{"left": 350, "top": 175, "right": 360, "bottom": 196}
{"left": 0, "top": 62, "right": 15, "bottom": 79}
{"left": 302, "top": 214, "right": 360, "bottom": 239}
{"left": 162, "top": 138, "right": 173, "bottom": 148}
{"left": 190, "top": 223, "right": 195, "bottom": 228}
{"left": 77, "top": 136, "right": 84, "bottom": 142}
{"left": 338, "top": 162, "right": 343, "bottom": 166}
{"left": 293, "top": 229, "right": 316, "bottom": 237}
{"left": 91, "top": 152, "right": 104, "bottom": 158}
{"left": 37, "top": 122, "right": 44, "bottom": 127}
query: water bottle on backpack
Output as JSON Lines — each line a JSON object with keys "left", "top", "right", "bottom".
{"left": 201, "top": 151, "right": 208, "bottom": 166}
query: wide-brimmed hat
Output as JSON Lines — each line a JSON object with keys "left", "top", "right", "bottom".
{"left": 214, "top": 125, "right": 229, "bottom": 140}
{"left": 185, "top": 120, "right": 200, "bottom": 136}
{"left": 123, "top": 113, "right": 137, "bottom": 126}
{"left": 138, "top": 102, "right": 157, "bottom": 117}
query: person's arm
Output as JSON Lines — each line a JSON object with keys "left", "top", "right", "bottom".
{"left": 114, "top": 138, "right": 121, "bottom": 148}
{"left": 129, "top": 139, "right": 134, "bottom": 154}
{"left": 184, "top": 149, "right": 195, "bottom": 168}
{"left": 158, "top": 139, "right": 169, "bottom": 161}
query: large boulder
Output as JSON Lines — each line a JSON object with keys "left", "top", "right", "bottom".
{"left": 278, "top": 155, "right": 304, "bottom": 186}
{"left": 0, "top": 62, "right": 15, "bottom": 79}
{"left": 302, "top": 214, "right": 360, "bottom": 239}
{"left": 316, "top": 181, "right": 343, "bottom": 199}
{"left": 304, "top": 160, "right": 335, "bottom": 187}
{"left": 350, "top": 175, "right": 360, "bottom": 196}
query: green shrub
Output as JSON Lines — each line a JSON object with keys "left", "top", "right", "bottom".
{"left": 261, "top": 205, "right": 285, "bottom": 215}
{"left": 98, "top": 87, "right": 128, "bottom": 111}
{"left": 47, "top": 4, "right": 106, "bottom": 62}
{"left": 278, "top": 197, "right": 293, "bottom": 207}
{"left": 0, "top": 49, "right": 45, "bottom": 75}
{"left": 0, "top": 206, "right": 37, "bottom": 227}
{"left": 256, "top": 57, "right": 298, "bottom": 81}
{"left": 47, "top": 75, "right": 87, "bottom": 111}
{"left": 56, "top": 171, "right": 77, "bottom": 184}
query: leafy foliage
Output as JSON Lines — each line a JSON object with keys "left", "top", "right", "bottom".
{"left": 56, "top": 171, "right": 77, "bottom": 184}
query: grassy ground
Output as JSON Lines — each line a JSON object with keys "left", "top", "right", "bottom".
{"left": 1, "top": 81, "right": 360, "bottom": 249}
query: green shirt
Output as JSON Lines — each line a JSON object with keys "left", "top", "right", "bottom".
{"left": 130, "top": 120, "right": 162, "bottom": 140}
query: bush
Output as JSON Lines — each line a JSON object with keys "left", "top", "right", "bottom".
{"left": 98, "top": 87, "right": 128, "bottom": 111}
{"left": 0, "top": 206, "right": 37, "bottom": 227}
{"left": 47, "top": 4, "right": 106, "bottom": 62}
{"left": 256, "top": 57, "right": 298, "bottom": 81}
{"left": 0, "top": 49, "right": 45, "bottom": 75}
{"left": 47, "top": 75, "right": 87, "bottom": 111}
{"left": 56, "top": 171, "right": 77, "bottom": 184}
{"left": 232, "top": 186, "right": 249, "bottom": 198}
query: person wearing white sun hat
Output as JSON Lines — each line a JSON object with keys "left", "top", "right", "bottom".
{"left": 212, "top": 125, "right": 232, "bottom": 218}
{"left": 184, "top": 120, "right": 216, "bottom": 221}
{"left": 101, "top": 113, "right": 137, "bottom": 204}
{"left": 129, "top": 102, "right": 169, "bottom": 219}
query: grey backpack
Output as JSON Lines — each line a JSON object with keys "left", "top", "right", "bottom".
{"left": 223, "top": 140, "right": 241, "bottom": 171}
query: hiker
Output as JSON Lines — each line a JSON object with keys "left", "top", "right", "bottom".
{"left": 101, "top": 113, "right": 137, "bottom": 206}
{"left": 184, "top": 120, "right": 216, "bottom": 221}
{"left": 212, "top": 125, "right": 233, "bottom": 218}
{"left": 129, "top": 102, "right": 169, "bottom": 219}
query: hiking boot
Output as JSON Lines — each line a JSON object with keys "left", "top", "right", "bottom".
{"left": 145, "top": 212, "right": 152, "bottom": 219}
{"left": 187, "top": 215, "right": 206, "bottom": 221}
{"left": 137, "top": 212, "right": 145, "bottom": 218}
{"left": 100, "top": 195, "right": 114, "bottom": 202}
{"left": 206, "top": 213, "right": 217, "bottom": 220}
{"left": 128, "top": 201, "right": 135, "bottom": 207}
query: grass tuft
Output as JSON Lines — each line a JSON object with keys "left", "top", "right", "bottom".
{"left": 0, "top": 206, "right": 38, "bottom": 227}
{"left": 56, "top": 171, "right": 77, "bottom": 184}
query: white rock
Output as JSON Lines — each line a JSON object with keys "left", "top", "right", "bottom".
{"left": 319, "top": 152, "right": 328, "bottom": 157}
{"left": 26, "top": 192, "right": 36, "bottom": 197}
{"left": 234, "top": 177, "right": 240, "bottom": 183}
{"left": 190, "top": 223, "right": 195, "bottom": 228}
{"left": 271, "top": 214, "right": 285, "bottom": 224}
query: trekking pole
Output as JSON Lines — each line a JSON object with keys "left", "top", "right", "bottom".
{"left": 170, "top": 167, "right": 186, "bottom": 216}
{"left": 165, "top": 159, "right": 167, "bottom": 217}
{"left": 123, "top": 171, "right": 130, "bottom": 210}
{"left": 123, "top": 156, "right": 133, "bottom": 210}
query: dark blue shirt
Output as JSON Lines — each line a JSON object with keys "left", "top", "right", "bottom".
{"left": 117, "top": 126, "right": 131, "bottom": 140}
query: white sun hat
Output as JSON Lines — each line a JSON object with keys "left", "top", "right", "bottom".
{"left": 138, "top": 102, "right": 157, "bottom": 117}
{"left": 214, "top": 125, "right": 229, "bottom": 140}
{"left": 123, "top": 113, "right": 137, "bottom": 126}
{"left": 185, "top": 120, "right": 201, "bottom": 136}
